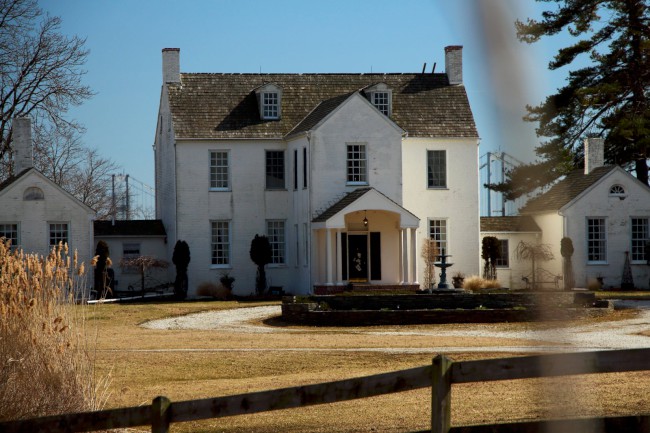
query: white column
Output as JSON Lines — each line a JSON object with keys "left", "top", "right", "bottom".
{"left": 410, "top": 228, "right": 418, "bottom": 285}
{"left": 398, "top": 228, "right": 404, "bottom": 284}
{"left": 401, "top": 229, "right": 409, "bottom": 284}
{"left": 335, "top": 229, "right": 343, "bottom": 285}
{"left": 325, "top": 228, "right": 333, "bottom": 285}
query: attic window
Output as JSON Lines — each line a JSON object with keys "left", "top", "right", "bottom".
{"left": 365, "top": 83, "right": 392, "bottom": 116}
{"left": 254, "top": 83, "right": 283, "bottom": 120}
{"left": 23, "top": 186, "right": 44, "bottom": 201}
{"left": 609, "top": 184, "right": 626, "bottom": 198}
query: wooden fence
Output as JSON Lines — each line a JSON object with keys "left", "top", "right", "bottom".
{"left": 2, "top": 347, "right": 650, "bottom": 433}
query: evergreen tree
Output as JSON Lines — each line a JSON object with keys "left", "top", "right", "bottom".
{"left": 490, "top": 0, "right": 650, "bottom": 199}
{"left": 250, "top": 235, "right": 272, "bottom": 295}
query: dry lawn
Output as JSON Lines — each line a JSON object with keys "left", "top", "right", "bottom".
{"left": 84, "top": 301, "right": 650, "bottom": 432}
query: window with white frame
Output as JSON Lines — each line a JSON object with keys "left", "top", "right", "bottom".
{"left": 267, "top": 220, "right": 285, "bottom": 265}
{"left": 372, "top": 91, "right": 391, "bottom": 116}
{"left": 587, "top": 218, "right": 607, "bottom": 262}
{"left": 265, "top": 150, "right": 285, "bottom": 189}
{"left": 427, "top": 150, "right": 447, "bottom": 188}
{"left": 631, "top": 218, "right": 649, "bottom": 262}
{"left": 211, "top": 221, "right": 230, "bottom": 266}
{"left": 346, "top": 143, "right": 367, "bottom": 184}
{"left": 0, "top": 223, "right": 19, "bottom": 250}
{"left": 262, "top": 92, "right": 279, "bottom": 119}
{"left": 429, "top": 219, "right": 448, "bottom": 255}
{"left": 303, "top": 147, "right": 308, "bottom": 188}
{"left": 303, "top": 223, "right": 309, "bottom": 266}
{"left": 122, "top": 242, "right": 141, "bottom": 273}
{"left": 609, "top": 184, "right": 626, "bottom": 197}
{"left": 49, "top": 223, "right": 68, "bottom": 248}
{"left": 294, "top": 224, "right": 299, "bottom": 266}
{"left": 495, "top": 239, "right": 509, "bottom": 268}
{"left": 210, "top": 151, "right": 230, "bottom": 190}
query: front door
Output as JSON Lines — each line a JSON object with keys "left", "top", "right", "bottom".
{"left": 347, "top": 234, "right": 368, "bottom": 282}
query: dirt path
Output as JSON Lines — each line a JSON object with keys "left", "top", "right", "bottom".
{"left": 142, "top": 303, "right": 650, "bottom": 353}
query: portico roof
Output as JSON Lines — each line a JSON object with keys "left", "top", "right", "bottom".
{"left": 312, "top": 187, "right": 419, "bottom": 229}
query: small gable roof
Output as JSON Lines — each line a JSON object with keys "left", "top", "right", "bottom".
{"left": 167, "top": 73, "right": 478, "bottom": 140}
{"left": 519, "top": 166, "right": 616, "bottom": 214}
{"left": 480, "top": 216, "right": 541, "bottom": 233}
{"left": 94, "top": 220, "right": 167, "bottom": 237}
{"left": 0, "top": 168, "right": 33, "bottom": 193}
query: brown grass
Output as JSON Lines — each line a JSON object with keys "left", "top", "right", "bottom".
{"left": 0, "top": 241, "right": 107, "bottom": 421}
{"left": 80, "top": 298, "right": 650, "bottom": 432}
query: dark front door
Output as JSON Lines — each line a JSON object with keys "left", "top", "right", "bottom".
{"left": 347, "top": 234, "right": 368, "bottom": 282}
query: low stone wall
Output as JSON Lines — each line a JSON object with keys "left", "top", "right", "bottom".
{"left": 281, "top": 292, "right": 600, "bottom": 325}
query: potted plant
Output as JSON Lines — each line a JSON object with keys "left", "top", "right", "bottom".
{"left": 220, "top": 272, "right": 235, "bottom": 292}
{"left": 452, "top": 272, "right": 465, "bottom": 289}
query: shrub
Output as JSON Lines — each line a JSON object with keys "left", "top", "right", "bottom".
{"left": 0, "top": 241, "right": 107, "bottom": 421}
{"left": 462, "top": 275, "right": 502, "bottom": 292}
{"left": 196, "top": 281, "right": 230, "bottom": 300}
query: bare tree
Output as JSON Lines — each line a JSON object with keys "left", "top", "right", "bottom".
{"left": 70, "top": 148, "right": 120, "bottom": 219}
{"left": 0, "top": 0, "right": 92, "bottom": 174}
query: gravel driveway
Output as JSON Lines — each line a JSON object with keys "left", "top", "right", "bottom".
{"left": 141, "top": 302, "right": 650, "bottom": 353}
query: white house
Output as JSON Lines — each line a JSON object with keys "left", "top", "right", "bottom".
{"left": 0, "top": 117, "right": 95, "bottom": 262}
{"left": 154, "top": 46, "right": 481, "bottom": 296}
{"left": 483, "top": 138, "right": 650, "bottom": 290}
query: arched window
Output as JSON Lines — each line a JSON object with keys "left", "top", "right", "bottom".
{"left": 609, "top": 184, "right": 626, "bottom": 198}
{"left": 23, "top": 186, "right": 44, "bottom": 201}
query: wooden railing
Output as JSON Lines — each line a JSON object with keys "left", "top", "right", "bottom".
{"left": 1, "top": 348, "right": 650, "bottom": 433}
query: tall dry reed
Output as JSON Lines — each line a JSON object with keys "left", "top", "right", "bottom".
{"left": 0, "top": 240, "right": 108, "bottom": 421}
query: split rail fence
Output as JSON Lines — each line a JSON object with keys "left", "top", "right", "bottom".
{"left": 2, "top": 347, "right": 650, "bottom": 433}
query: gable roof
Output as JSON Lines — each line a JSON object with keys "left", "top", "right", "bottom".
{"left": 519, "top": 166, "right": 616, "bottom": 214}
{"left": 94, "top": 220, "right": 167, "bottom": 237}
{"left": 313, "top": 188, "right": 373, "bottom": 223}
{"left": 167, "top": 73, "right": 478, "bottom": 140}
{"left": 480, "top": 216, "right": 541, "bottom": 233}
{"left": 0, "top": 168, "right": 33, "bottom": 193}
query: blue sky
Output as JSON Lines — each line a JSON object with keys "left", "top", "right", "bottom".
{"left": 37, "top": 0, "right": 566, "bottom": 191}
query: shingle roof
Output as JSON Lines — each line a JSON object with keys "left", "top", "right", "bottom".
{"left": 94, "top": 220, "right": 167, "bottom": 237}
{"left": 0, "top": 168, "right": 33, "bottom": 193}
{"left": 519, "top": 166, "right": 616, "bottom": 214}
{"left": 167, "top": 73, "right": 478, "bottom": 139}
{"left": 312, "top": 188, "right": 372, "bottom": 222}
{"left": 480, "top": 216, "right": 541, "bottom": 232}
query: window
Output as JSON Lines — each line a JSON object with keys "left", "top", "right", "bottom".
{"left": 631, "top": 218, "right": 649, "bottom": 262}
{"left": 23, "top": 187, "right": 44, "bottom": 201}
{"left": 262, "top": 92, "right": 279, "bottom": 119}
{"left": 609, "top": 184, "right": 626, "bottom": 197}
{"left": 293, "top": 149, "right": 298, "bottom": 190}
{"left": 49, "top": 223, "right": 68, "bottom": 248}
{"left": 211, "top": 221, "right": 230, "bottom": 266}
{"left": 429, "top": 219, "right": 448, "bottom": 255}
{"left": 587, "top": 218, "right": 607, "bottom": 262}
{"left": 0, "top": 223, "right": 19, "bottom": 250}
{"left": 265, "top": 150, "right": 285, "bottom": 189}
{"left": 303, "top": 223, "right": 309, "bottom": 266}
{"left": 294, "top": 224, "right": 299, "bottom": 266}
{"left": 495, "top": 239, "right": 509, "bottom": 268}
{"left": 346, "top": 143, "right": 367, "bottom": 184}
{"left": 372, "top": 91, "right": 390, "bottom": 116}
{"left": 302, "top": 147, "right": 308, "bottom": 188}
{"left": 210, "top": 151, "right": 229, "bottom": 190}
{"left": 427, "top": 150, "right": 447, "bottom": 188}
{"left": 122, "top": 243, "right": 141, "bottom": 273}
{"left": 267, "top": 220, "right": 285, "bottom": 265}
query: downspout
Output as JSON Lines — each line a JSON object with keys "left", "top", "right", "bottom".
{"left": 307, "top": 131, "right": 314, "bottom": 294}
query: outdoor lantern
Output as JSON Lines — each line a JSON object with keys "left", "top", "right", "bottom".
{"left": 363, "top": 211, "right": 368, "bottom": 227}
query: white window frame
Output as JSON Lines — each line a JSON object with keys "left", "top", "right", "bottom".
{"left": 427, "top": 150, "right": 447, "bottom": 189}
{"left": 0, "top": 223, "right": 19, "bottom": 251}
{"left": 49, "top": 222, "right": 69, "bottom": 249}
{"left": 609, "top": 184, "right": 626, "bottom": 198}
{"left": 428, "top": 218, "right": 448, "bottom": 256}
{"left": 495, "top": 239, "right": 509, "bottom": 268}
{"left": 303, "top": 223, "right": 309, "bottom": 267}
{"left": 631, "top": 217, "right": 649, "bottom": 263}
{"left": 209, "top": 150, "right": 230, "bottom": 191}
{"left": 267, "top": 220, "right": 286, "bottom": 266}
{"left": 262, "top": 92, "right": 279, "bottom": 119}
{"left": 210, "top": 220, "right": 231, "bottom": 268}
{"left": 371, "top": 91, "right": 391, "bottom": 116}
{"left": 265, "top": 150, "right": 285, "bottom": 190}
{"left": 587, "top": 217, "right": 607, "bottom": 264}
{"left": 346, "top": 142, "right": 368, "bottom": 185}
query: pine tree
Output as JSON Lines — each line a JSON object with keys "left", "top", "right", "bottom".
{"left": 490, "top": 0, "right": 650, "bottom": 199}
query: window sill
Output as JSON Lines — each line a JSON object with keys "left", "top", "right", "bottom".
{"left": 265, "top": 188, "right": 287, "bottom": 192}
{"left": 267, "top": 264, "right": 286, "bottom": 269}
{"left": 347, "top": 182, "right": 368, "bottom": 186}
{"left": 427, "top": 187, "right": 449, "bottom": 190}
{"left": 210, "top": 264, "right": 232, "bottom": 270}
{"left": 587, "top": 261, "right": 608, "bottom": 265}
{"left": 209, "top": 188, "right": 231, "bottom": 192}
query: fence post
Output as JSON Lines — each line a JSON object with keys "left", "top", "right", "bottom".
{"left": 431, "top": 354, "right": 452, "bottom": 433}
{"left": 152, "top": 396, "right": 171, "bottom": 433}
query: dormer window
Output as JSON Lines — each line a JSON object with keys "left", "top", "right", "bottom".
{"left": 364, "top": 83, "right": 392, "bottom": 117}
{"left": 254, "top": 83, "right": 283, "bottom": 120}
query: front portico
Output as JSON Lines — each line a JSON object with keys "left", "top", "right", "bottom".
{"left": 311, "top": 188, "right": 420, "bottom": 291}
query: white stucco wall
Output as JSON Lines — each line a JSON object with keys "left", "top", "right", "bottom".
{"left": 480, "top": 232, "right": 540, "bottom": 290}
{"left": 402, "top": 137, "right": 480, "bottom": 284}
{"left": 0, "top": 171, "right": 94, "bottom": 265}
{"left": 561, "top": 169, "right": 650, "bottom": 289}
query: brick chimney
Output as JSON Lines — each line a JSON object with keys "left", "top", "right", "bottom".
{"left": 444, "top": 45, "right": 463, "bottom": 85}
{"left": 584, "top": 137, "right": 605, "bottom": 175}
{"left": 12, "top": 117, "right": 33, "bottom": 174}
{"left": 162, "top": 48, "right": 180, "bottom": 84}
